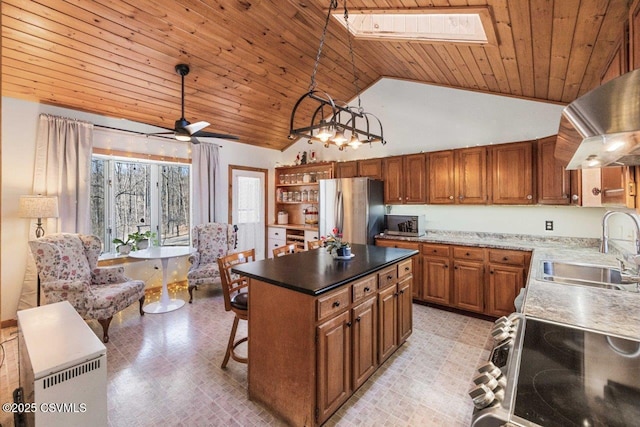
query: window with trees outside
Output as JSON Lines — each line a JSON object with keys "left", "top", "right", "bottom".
{"left": 91, "top": 156, "right": 191, "bottom": 253}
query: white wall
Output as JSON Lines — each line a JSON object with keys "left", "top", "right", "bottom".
{"left": 284, "top": 78, "right": 607, "bottom": 238}
{"left": 286, "top": 78, "right": 567, "bottom": 161}
{"left": 1, "top": 96, "right": 281, "bottom": 321}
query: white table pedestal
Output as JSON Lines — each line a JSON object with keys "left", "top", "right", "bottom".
{"left": 128, "top": 246, "right": 193, "bottom": 314}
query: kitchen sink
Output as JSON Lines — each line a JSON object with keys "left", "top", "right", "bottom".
{"left": 538, "top": 261, "right": 639, "bottom": 291}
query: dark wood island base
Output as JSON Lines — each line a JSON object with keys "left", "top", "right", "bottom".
{"left": 233, "top": 244, "right": 418, "bottom": 426}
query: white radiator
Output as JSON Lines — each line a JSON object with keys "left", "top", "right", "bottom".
{"left": 17, "top": 301, "right": 107, "bottom": 427}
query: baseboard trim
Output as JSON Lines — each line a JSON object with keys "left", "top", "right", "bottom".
{"left": 1, "top": 319, "right": 18, "bottom": 329}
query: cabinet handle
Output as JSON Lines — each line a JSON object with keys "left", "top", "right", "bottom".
{"left": 356, "top": 316, "right": 361, "bottom": 322}
{"left": 394, "top": 292, "right": 398, "bottom": 297}
{"left": 404, "top": 266, "right": 410, "bottom": 271}
{"left": 526, "top": 195, "right": 532, "bottom": 200}
{"left": 387, "top": 275, "right": 393, "bottom": 280}
{"left": 399, "top": 289, "right": 405, "bottom": 294}
{"left": 346, "top": 321, "right": 352, "bottom": 327}
{"left": 503, "top": 257, "right": 508, "bottom": 261}
{"left": 444, "top": 264, "right": 449, "bottom": 269}
{"left": 466, "top": 252, "right": 470, "bottom": 256}
{"left": 364, "top": 286, "right": 370, "bottom": 292}
{"left": 459, "top": 195, "right": 464, "bottom": 200}
{"left": 490, "top": 270, "right": 494, "bottom": 274}
{"left": 454, "top": 265, "right": 458, "bottom": 270}
{"left": 592, "top": 187, "right": 601, "bottom": 196}
{"left": 449, "top": 195, "right": 454, "bottom": 200}
{"left": 572, "top": 194, "right": 579, "bottom": 201}
{"left": 332, "top": 301, "right": 340, "bottom": 308}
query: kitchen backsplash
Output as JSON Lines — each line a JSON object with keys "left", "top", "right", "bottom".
{"left": 385, "top": 204, "right": 607, "bottom": 239}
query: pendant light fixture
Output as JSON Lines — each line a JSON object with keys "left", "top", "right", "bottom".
{"left": 288, "top": 0, "right": 386, "bottom": 151}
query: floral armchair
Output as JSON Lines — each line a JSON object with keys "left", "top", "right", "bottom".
{"left": 29, "top": 233, "right": 146, "bottom": 343}
{"left": 187, "top": 223, "right": 237, "bottom": 303}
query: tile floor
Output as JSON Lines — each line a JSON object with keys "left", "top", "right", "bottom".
{"left": 0, "top": 285, "right": 493, "bottom": 427}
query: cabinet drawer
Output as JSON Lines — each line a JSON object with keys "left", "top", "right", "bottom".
{"left": 317, "top": 287, "right": 350, "bottom": 322}
{"left": 268, "top": 227, "right": 286, "bottom": 240}
{"left": 453, "top": 246, "right": 485, "bottom": 261}
{"left": 398, "top": 259, "right": 412, "bottom": 279}
{"left": 352, "top": 276, "right": 377, "bottom": 303}
{"left": 378, "top": 266, "right": 398, "bottom": 289}
{"left": 421, "top": 244, "right": 450, "bottom": 257}
{"left": 489, "top": 249, "right": 527, "bottom": 266}
{"left": 376, "top": 239, "right": 420, "bottom": 250}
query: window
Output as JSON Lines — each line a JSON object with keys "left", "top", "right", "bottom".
{"left": 91, "top": 156, "right": 190, "bottom": 252}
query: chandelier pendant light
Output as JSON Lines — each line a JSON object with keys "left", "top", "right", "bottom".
{"left": 288, "top": 0, "right": 386, "bottom": 151}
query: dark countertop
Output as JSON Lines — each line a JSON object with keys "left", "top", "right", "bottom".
{"left": 232, "top": 243, "right": 418, "bottom": 296}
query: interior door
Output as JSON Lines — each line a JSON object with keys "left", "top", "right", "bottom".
{"left": 230, "top": 167, "right": 266, "bottom": 260}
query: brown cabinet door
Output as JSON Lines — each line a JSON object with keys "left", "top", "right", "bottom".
{"left": 404, "top": 153, "right": 427, "bottom": 203}
{"left": 601, "top": 166, "right": 635, "bottom": 208}
{"left": 358, "top": 158, "right": 383, "bottom": 180}
{"left": 456, "top": 147, "right": 487, "bottom": 204}
{"left": 336, "top": 161, "right": 358, "bottom": 178}
{"left": 489, "top": 141, "right": 535, "bottom": 204}
{"left": 486, "top": 264, "right": 524, "bottom": 317}
{"left": 317, "top": 310, "right": 352, "bottom": 423}
{"left": 411, "top": 256, "right": 422, "bottom": 300}
{"left": 537, "top": 136, "right": 571, "bottom": 205}
{"left": 383, "top": 156, "right": 404, "bottom": 204}
{"left": 631, "top": 0, "right": 640, "bottom": 70}
{"left": 428, "top": 150, "right": 456, "bottom": 204}
{"left": 422, "top": 256, "right": 451, "bottom": 306}
{"left": 352, "top": 297, "right": 378, "bottom": 390}
{"left": 397, "top": 275, "right": 413, "bottom": 344}
{"left": 378, "top": 284, "right": 398, "bottom": 363}
{"left": 452, "top": 260, "right": 484, "bottom": 313}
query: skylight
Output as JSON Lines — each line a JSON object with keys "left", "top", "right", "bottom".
{"left": 332, "top": 8, "right": 498, "bottom": 45}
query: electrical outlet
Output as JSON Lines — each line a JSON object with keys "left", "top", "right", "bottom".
{"left": 545, "top": 220, "right": 554, "bottom": 231}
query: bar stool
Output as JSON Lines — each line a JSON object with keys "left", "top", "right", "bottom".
{"left": 272, "top": 243, "right": 302, "bottom": 257}
{"left": 217, "top": 248, "right": 256, "bottom": 368}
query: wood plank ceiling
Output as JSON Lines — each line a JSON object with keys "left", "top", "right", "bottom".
{"left": 1, "top": 0, "right": 630, "bottom": 151}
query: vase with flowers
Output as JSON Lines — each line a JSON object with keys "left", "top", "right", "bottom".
{"left": 322, "top": 228, "right": 352, "bottom": 258}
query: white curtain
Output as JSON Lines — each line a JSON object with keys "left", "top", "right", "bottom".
{"left": 19, "top": 114, "right": 94, "bottom": 309}
{"left": 191, "top": 142, "right": 219, "bottom": 225}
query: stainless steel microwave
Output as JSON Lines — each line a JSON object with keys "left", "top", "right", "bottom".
{"left": 384, "top": 215, "right": 426, "bottom": 237}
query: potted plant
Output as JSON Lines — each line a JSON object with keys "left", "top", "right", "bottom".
{"left": 129, "top": 230, "right": 157, "bottom": 250}
{"left": 321, "top": 228, "right": 351, "bottom": 258}
{"left": 113, "top": 230, "right": 157, "bottom": 253}
{"left": 112, "top": 236, "right": 133, "bottom": 255}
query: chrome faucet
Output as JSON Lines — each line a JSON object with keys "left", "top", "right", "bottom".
{"left": 600, "top": 210, "right": 640, "bottom": 254}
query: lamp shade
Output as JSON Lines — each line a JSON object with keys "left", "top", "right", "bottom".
{"left": 18, "top": 195, "right": 59, "bottom": 219}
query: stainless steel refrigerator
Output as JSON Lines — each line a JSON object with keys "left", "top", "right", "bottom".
{"left": 319, "top": 178, "right": 385, "bottom": 245}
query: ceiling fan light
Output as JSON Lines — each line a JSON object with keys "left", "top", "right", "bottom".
{"left": 175, "top": 134, "right": 191, "bottom": 142}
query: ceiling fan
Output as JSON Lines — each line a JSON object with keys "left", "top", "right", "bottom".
{"left": 152, "top": 64, "right": 239, "bottom": 144}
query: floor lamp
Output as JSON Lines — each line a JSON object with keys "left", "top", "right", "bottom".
{"left": 19, "top": 195, "right": 59, "bottom": 306}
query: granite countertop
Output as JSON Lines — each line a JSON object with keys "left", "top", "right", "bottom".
{"left": 377, "top": 231, "right": 640, "bottom": 341}
{"left": 232, "top": 243, "right": 418, "bottom": 296}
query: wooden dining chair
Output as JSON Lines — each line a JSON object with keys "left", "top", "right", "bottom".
{"left": 307, "top": 240, "right": 323, "bottom": 250}
{"left": 217, "top": 248, "right": 256, "bottom": 368}
{"left": 272, "top": 243, "right": 302, "bottom": 257}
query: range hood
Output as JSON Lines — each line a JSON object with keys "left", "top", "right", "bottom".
{"left": 559, "top": 68, "right": 640, "bottom": 169}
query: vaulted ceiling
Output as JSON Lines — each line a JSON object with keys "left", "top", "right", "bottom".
{"left": 1, "top": 0, "right": 630, "bottom": 151}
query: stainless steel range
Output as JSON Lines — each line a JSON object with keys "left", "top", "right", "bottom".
{"left": 470, "top": 314, "right": 640, "bottom": 426}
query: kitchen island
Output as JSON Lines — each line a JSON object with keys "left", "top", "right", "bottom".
{"left": 232, "top": 243, "right": 418, "bottom": 426}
